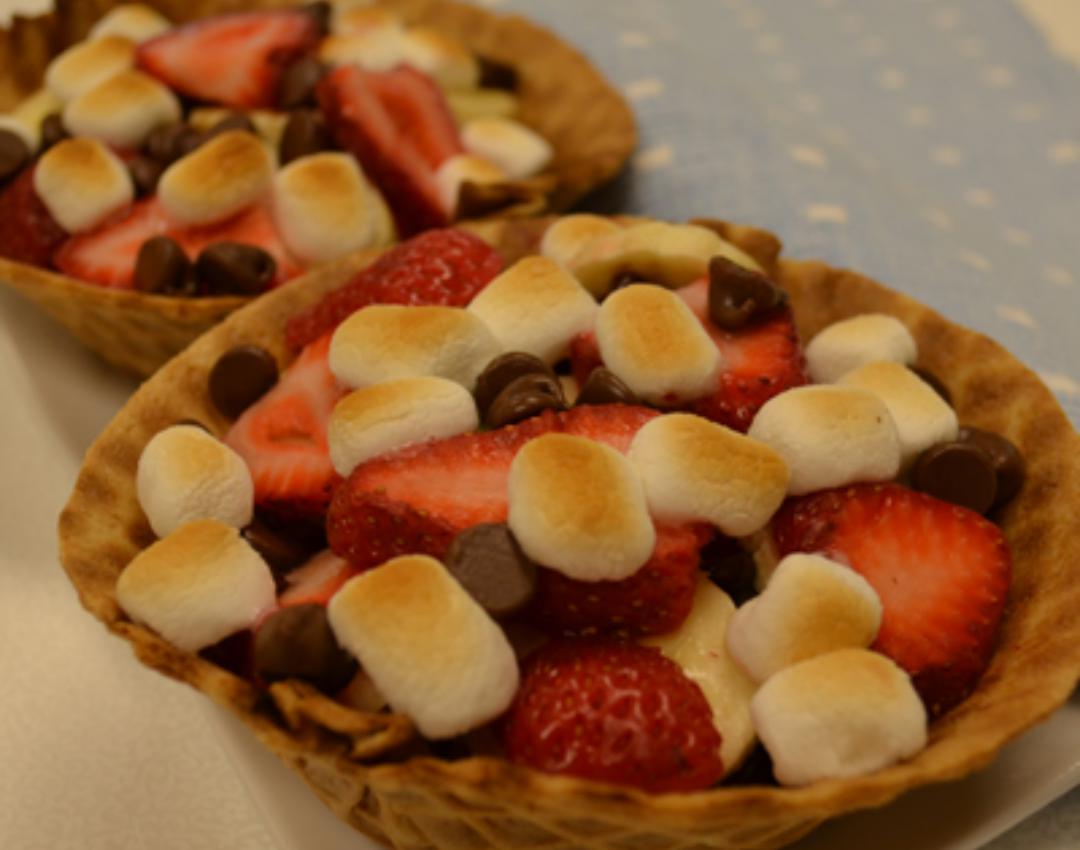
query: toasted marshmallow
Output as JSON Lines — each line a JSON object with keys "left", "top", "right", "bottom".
{"left": 332, "top": 5, "right": 403, "bottom": 38}
{"left": 89, "top": 4, "right": 171, "bottom": 43}
{"left": 748, "top": 386, "right": 901, "bottom": 495}
{"left": 63, "top": 70, "right": 181, "bottom": 150}
{"left": 116, "top": 519, "right": 275, "bottom": 652}
{"left": 1, "top": 88, "right": 64, "bottom": 150}
{"left": 461, "top": 118, "right": 553, "bottom": 180}
{"left": 645, "top": 578, "right": 759, "bottom": 771}
{"left": 448, "top": 88, "right": 520, "bottom": 124}
{"left": 318, "top": 30, "right": 406, "bottom": 72}
{"left": 629, "top": 413, "right": 789, "bottom": 536}
{"left": 327, "top": 555, "right": 519, "bottom": 739}
{"left": 569, "top": 221, "right": 763, "bottom": 297}
{"left": 329, "top": 304, "right": 501, "bottom": 390}
{"left": 727, "top": 554, "right": 882, "bottom": 683}
{"left": 540, "top": 214, "right": 622, "bottom": 268}
{"left": 752, "top": 649, "right": 928, "bottom": 786}
{"left": 508, "top": 434, "right": 655, "bottom": 581}
{"left": 596, "top": 284, "right": 720, "bottom": 404}
{"left": 45, "top": 36, "right": 136, "bottom": 102}
{"left": 467, "top": 257, "right": 598, "bottom": 364}
{"left": 805, "top": 314, "right": 917, "bottom": 384}
{"left": 434, "top": 154, "right": 507, "bottom": 216}
{"left": 136, "top": 424, "right": 254, "bottom": 538}
{"left": 402, "top": 27, "right": 480, "bottom": 90}
{"left": 158, "top": 130, "right": 273, "bottom": 226}
{"left": 329, "top": 377, "right": 478, "bottom": 476}
{"left": 838, "top": 361, "right": 959, "bottom": 465}
{"left": 34, "top": 138, "right": 134, "bottom": 233}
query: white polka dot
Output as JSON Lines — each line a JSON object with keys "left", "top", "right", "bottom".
{"left": 922, "top": 208, "right": 954, "bottom": 230}
{"left": 996, "top": 305, "right": 1037, "bottom": 328}
{"left": 904, "top": 105, "right": 934, "bottom": 127}
{"left": 1047, "top": 142, "right": 1080, "bottom": 164}
{"left": 859, "top": 36, "right": 886, "bottom": 57}
{"left": 932, "top": 8, "right": 961, "bottom": 30}
{"left": 755, "top": 33, "right": 784, "bottom": 55}
{"left": 1040, "top": 372, "right": 1080, "bottom": 396}
{"left": 932, "top": 145, "right": 964, "bottom": 166}
{"left": 795, "top": 93, "right": 823, "bottom": 114}
{"left": 960, "top": 251, "right": 993, "bottom": 272}
{"left": 805, "top": 203, "right": 849, "bottom": 224}
{"left": 774, "top": 62, "right": 801, "bottom": 82}
{"left": 877, "top": 68, "right": 908, "bottom": 91}
{"left": 1011, "top": 103, "right": 1043, "bottom": 122}
{"left": 964, "top": 188, "right": 997, "bottom": 209}
{"left": 634, "top": 144, "right": 674, "bottom": 172}
{"left": 982, "top": 66, "right": 1016, "bottom": 88}
{"left": 1044, "top": 265, "right": 1075, "bottom": 287}
{"left": 624, "top": 78, "right": 665, "bottom": 101}
{"left": 959, "top": 36, "right": 985, "bottom": 59}
{"left": 789, "top": 146, "right": 828, "bottom": 168}
{"left": 1004, "top": 227, "right": 1032, "bottom": 246}
{"left": 619, "top": 31, "right": 652, "bottom": 48}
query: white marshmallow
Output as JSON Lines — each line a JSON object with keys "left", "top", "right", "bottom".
{"left": 467, "top": 256, "right": 598, "bottom": 364}
{"left": 752, "top": 649, "right": 928, "bottom": 786}
{"left": 158, "top": 130, "right": 273, "bottom": 226}
{"left": 116, "top": 519, "right": 276, "bottom": 652}
{"left": 596, "top": 284, "right": 721, "bottom": 404}
{"left": 89, "top": 4, "right": 171, "bottom": 43}
{"left": 462, "top": 118, "right": 553, "bottom": 180}
{"left": 540, "top": 214, "right": 621, "bottom": 269}
{"left": 402, "top": 27, "right": 480, "bottom": 90}
{"left": 318, "top": 29, "right": 407, "bottom": 72}
{"left": 45, "top": 36, "right": 136, "bottom": 102}
{"left": 329, "top": 377, "right": 478, "bottom": 476}
{"left": 63, "top": 70, "right": 181, "bottom": 150}
{"left": 34, "top": 138, "right": 134, "bottom": 233}
{"left": 748, "top": 386, "right": 901, "bottom": 495}
{"left": 644, "top": 578, "right": 759, "bottom": 772}
{"left": 727, "top": 554, "right": 882, "bottom": 683}
{"left": 327, "top": 555, "right": 519, "bottom": 739}
{"left": 507, "top": 434, "right": 656, "bottom": 582}
{"left": 0, "top": 88, "right": 64, "bottom": 151}
{"left": 448, "top": 88, "right": 520, "bottom": 125}
{"left": 332, "top": 5, "right": 403, "bottom": 38}
{"left": 838, "top": 361, "right": 959, "bottom": 465}
{"left": 329, "top": 304, "right": 501, "bottom": 390}
{"left": 434, "top": 154, "right": 507, "bottom": 216}
{"left": 805, "top": 314, "right": 918, "bottom": 384}
{"left": 136, "top": 424, "right": 254, "bottom": 538}
{"left": 629, "top": 413, "right": 789, "bottom": 536}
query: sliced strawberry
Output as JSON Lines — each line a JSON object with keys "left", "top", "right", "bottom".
{"left": 278, "top": 550, "right": 357, "bottom": 607}
{"left": 225, "top": 333, "right": 348, "bottom": 520}
{"left": 772, "top": 483, "right": 1012, "bottom": 716}
{"left": 317, "top": 64, "right": 462, "bottom": 234}
{"left": 0, "top": 167, "right": 67, "bottom": 267}
{"left": 503, "top": 639, "right": 725, "bottom": 792}
{"left": 136, "top": 10, "right": 319, "bottom": 108}
{"left": 284, "top": 228, "right": 502, "bottom": 350}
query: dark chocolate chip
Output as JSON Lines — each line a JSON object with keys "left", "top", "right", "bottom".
{"left": 485, "top": 371, "right": 566, "bottom": 428}
{"left": 445, "top": 523, "right": 537, "bottom": 618}
{"left": 254, "top": 604, "right": 357, "bottom": 693}
{"left": 277, "top": 56, "right": 327, "bottom": 110}
{"left": 575, "top": 367, "right": 639, "bottom": 407}
{"left": 144, "top": 123, "right": 202, "bottom": 164}
{"left": 243, "top": 518, "right": 313, "bottom": 585}
{"left": 196, "top": 242, "right": 276, "bottom": 295}
{"left": 699, "top": 534, "right": 759, "bottom": 606}
{"left": 200, "top": 630, "right": 255, "bottom": 679}
{"left": 957, "top": 426, "right": 1026, "bottom": 507}
{"left": 205, "top": 112, "right": 256, "bottom": 140}
{"left": 707, "top": 255, "right": 787, "bottom": 330}
{"left": 299, "top": 0, "right": 332, "bottom": 36}
{"left": 209, "top": 344, "right": 279, "bottom": 419}
{"left": 455, "top": 180, "right": 536, "bottom": 220}
{"left": 911, "top": 441, "right": 998, "bottom": 515}
{"left": 473, "top": 351, "right": 553, "bottom": 414}
{"left": 910, "top": 365, "right": 952, "bottom": 406}
{"left": 128, "top": 154, "right": 164, "bottom": 196}
{"left": 40, "top": 112, "right": 69, "bottom": 151}
{"left": 134, "top": 236, "right": 193, "bottom": 294}
{"left": 477, "top": 55, "right": 519, "bottom": 91}
{"left": 0, "top": 129, "right": 30, "bottom": 183}
{"left": 721, "top": 744, "right": 777, "bottom": 787}
{"left": 279, "top": 109, "right": 330, "bottom": 165}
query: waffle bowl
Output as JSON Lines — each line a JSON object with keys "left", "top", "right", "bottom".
{"left": 58, "top": 217, "right": 1080, "bottom": 850}
{"left": 0, "top": 0, "right": 635, "bottom": 376}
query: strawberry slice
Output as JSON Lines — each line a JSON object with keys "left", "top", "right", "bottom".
{"left": 278, "top": 550, "right": 357, "bottom": 608}
{"left": 136, "top": 10, "right": 320, "bottom": 108}
{"left": 317, "top": 64, "right": 462, "bottom": 234}
{"left": 284, "top": 228, "right": 502, "bottom": 350}
{"left": 772, "top": 483, "right": 1012, "bottom": 716}
{"left": 225, "top": 333, "right": 348, "bottom": 520}
{"left": 0, "top": 167, "right": 67, "bottom": 267}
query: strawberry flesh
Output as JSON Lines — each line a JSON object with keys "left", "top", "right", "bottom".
{"left": 278, "top": 550, "right": 357, "bottom": 608}
{"left": 0, "top": 167, "right": 67, "bottom": 267}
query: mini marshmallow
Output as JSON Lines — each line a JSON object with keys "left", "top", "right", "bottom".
{"left": 751, "top": 648, "right": 928, "bottom": 786}
{"left": 273, "top": 152, "right": 390, "bottom": 265}
{"left": 332, "top": 5, "right": 403, "bottom": 38}
{"left": 116, "top": 519, "right": 274, "bottom": 652}
{"left": 596, "top": 284, "right": 720, "bottom": 404}
{"left": 467, "top": 256, "right": 598, "bottom": 363}
{"left": 63, "top": 70, "right": 181, "bottom": 150}
{"left": 45, "top": 35, "right": 136, "bottom": 102}
{"left": 89, "top": 4, "right": 171, "bottom": 43}
{"left": 539, "top": 214, "right": 622, "bottom": 268}
{"left": 327, "top": 555, "right": 519, "bottom": 739}
{"left": 158, "top": 130, "right": 273, "bottom": 226}
{"left": 0, "top": 88, "right": 63, "bottom": 150}
{"left": 34, "top": 138, "right": 134, "bottom": 233}
{"left": 447, "top": 88, "right": 520, "bottom": 124}
{"left": 402, "top": 27, "right": 480, "bottom": 90}
{"left": 748, "top": 386, "right": 901, "bottom": 495}
{"left": 629, "top": 413, "right": 789, "bottom": 536}
{"left": 645, "top": 578, "right": 759, "bottom": 772}
{"left": 805, "top": 313, "right": 918, "bottom": 384}
{"left": 136, "top": 424, "right": 254, "bottom": 538}
{"left": 726, "top": 554, "right": 882, "bottom": 683}
{"left": 838, "top": 361, "right": 959, "bottom": 465}
{"left": 434, "top": 154, "right": 507, "bottom": 216}
{"left": 329, "top": 377, "right": 478, "bottom": 476}
{"left": 461, "top": 118, "right": 553, "bottom": 180}
{"left": 570, "top": 221, "right": 763, "bottom": 297}
{"left": 507, "top": 434, "right": 656, "bottom": 581}
{"left": 329, "top": 304, "right": 501, "bottom": 390}
{"left": 318, "top": 30, "right": 406, "bottom": 72}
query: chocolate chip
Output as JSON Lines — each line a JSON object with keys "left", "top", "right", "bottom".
{"left": 486, "top": 372, "right": 566, "bottom": 428}
{"left": 205, "top": 112, "right": 256, "bottom": 140}
{"left": 473, "top": 351, "right": 552, "bottom": 415}
{"left": 128, "top": 154, "right": 164, "bottom": 196}
{"left": 911, "top": 441, "right": 998, "bottom": 515}
{"left": 477, "top": 55, "right": 519, "bottom": 91}
{"left": 40, "top": 112, "right": 68, "bottom": 151}
{"left": 445, "top": 523, "right": 537, "bottom": 618}
{"left": 708, "top": 255, "right": 787, "bottom": 330}
{"left": 0, "top": 129, "right": 30, "bottom": 183}
{"left": 700, "top": 534, "right": 759, "bottom": 605}
{"left": 455, "top": 180, "right": 536, "bottom": 220}
{"left": 134, "top": 236, "right": 193, "bottom": 294}
{"left": 243, "top": 518, "right": 312, "bottom": 585}
{"left": 575, "top": 367, "right": 639, "bottom": 407}
{"left": 957, "top": 426, "right": 1026, "bottom": 507}
{"left": 278, "top": 56, "right": 327, "bottom": 110}
{"left": 209, "top": 345, "right": 279, "bottom": 419}
{"left": 299, "top": 0, "right": 332, "bottom": 36}
{"left": 254, "top": 604, "right": 357, "bottom": 693}
{"left": 196, "top": 242, "right": 276, "bottom": 295}
{"left": 279, "top": 109, "right": 330, "bottom": 165}
{"left": 910, "top": 365, "right": 952, "bottom": 406}
{"left": 144, "top": 123, "right": 203, "bottom": 165}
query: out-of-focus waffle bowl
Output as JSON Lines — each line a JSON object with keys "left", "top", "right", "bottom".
{"left": 58, "top": 217, "right": 1080, "bottom": 850}
{"left": 0, "top": 0, "right": 635, "bottom": 376}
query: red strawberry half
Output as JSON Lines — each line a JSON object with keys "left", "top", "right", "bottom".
{"left": 137, "top": 9, "right": 320, "bottom": 108}
{"left": 503, "top": 639, "right": 725, "bottom": 792}
{"left": 0, "top": 167, "right": 66, "bottom": 267}
{"left": 278, "top": 550, "right": 356, "bottom": 608}
{"left": 772, "top": 483, "right": 1011, "bottom": 716}
{"left": 284, "top": 228, "right": 502, "bottom": 350}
